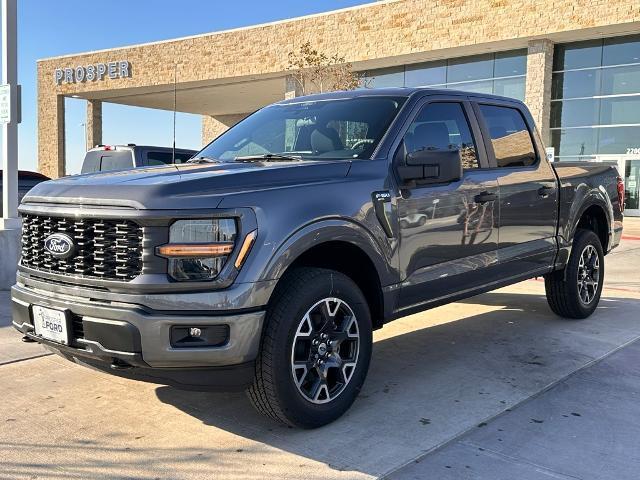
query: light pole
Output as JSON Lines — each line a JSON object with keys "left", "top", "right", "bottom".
{"left": 1, "top": 0, "right": 21, "bottom": 290}
{"left": 1, "top": 0, "right": 19, "bottom": 227}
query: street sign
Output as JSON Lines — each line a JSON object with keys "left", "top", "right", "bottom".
{"left": 0, "top": 84, "right": 10, "bottom": 124}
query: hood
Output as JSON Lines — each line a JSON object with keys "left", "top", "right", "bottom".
{"left": 22, "top": 160, "right": 351, "bottom": 210}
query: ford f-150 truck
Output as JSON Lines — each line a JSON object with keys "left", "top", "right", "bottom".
{"left": 12, "top": 88, "right": 624, "bottom": 428}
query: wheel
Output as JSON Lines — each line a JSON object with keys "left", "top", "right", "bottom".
{"left": 545, "top": 228, "right": 604, "bottom": 319}
{"left": 247, "top": 267, "right": 372, "bottom": 428}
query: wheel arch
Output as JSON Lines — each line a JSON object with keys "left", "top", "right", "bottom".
{"left": 260, "top": 220, "right": 395, "bottom": 329}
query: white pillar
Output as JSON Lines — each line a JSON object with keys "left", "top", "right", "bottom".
{"left": 1, "top": 0, "right": 21, "bottom": 290}
{"left": 1, "top": 0, "right": 19, "bottom": 229}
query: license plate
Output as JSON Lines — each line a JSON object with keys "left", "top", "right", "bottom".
{"left": 33, "top": 306, "right": 69, "bottom": 345}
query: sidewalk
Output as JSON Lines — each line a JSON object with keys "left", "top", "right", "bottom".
{"left": 0, "top": 291, "right": 47, "bottom": 365}
{"left": 388, "top": 336, "right": 640, "bottom": 480}
{"left": 622, "top": 216, "right": 640, "bottom": 238}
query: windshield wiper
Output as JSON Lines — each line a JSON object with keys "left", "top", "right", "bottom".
{"left": 186, "top": 156, "right": 223, "bottom": 164}
{"left": 234, "top": 153, "right": 303, "bottom": 163}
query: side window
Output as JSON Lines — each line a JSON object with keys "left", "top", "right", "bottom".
{"left": 146, "top": 151, "right": 174, "bottom": 166}
{"left": 173, "top": 152, "right": 194, "bottom": 163}
{"left": 404, "top": 102, "right": 479, "bottom": 169}
{"left": 479, "top": 105, "right": 537, "bottom": 167}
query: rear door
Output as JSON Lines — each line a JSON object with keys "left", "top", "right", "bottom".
{"left": 473, "top": 100, "right": 558, "bottom": 275}
{"left": 395, "top": 96, "right": 500, "bottom": 310}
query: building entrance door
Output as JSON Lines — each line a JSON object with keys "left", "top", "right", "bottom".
{"left": 625, "top": 159, "right": 640, "bottom": 217}
{"left": 592, "top": 155, "right": 640, "bottom": 217}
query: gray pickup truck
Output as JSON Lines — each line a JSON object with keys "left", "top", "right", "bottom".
{"left": 12, "top": 88, "right": 624, "bottom": 428}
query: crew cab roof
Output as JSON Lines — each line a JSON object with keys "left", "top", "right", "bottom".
{"left": 276, "top": 86, "right": 525, "bottom": 106}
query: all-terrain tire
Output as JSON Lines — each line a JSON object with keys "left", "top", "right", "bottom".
{"left": 247, "top": 267, "right": 372, "bottom": 428}
{"left": 545, "top": 228, "right": 605, "bottom": 319}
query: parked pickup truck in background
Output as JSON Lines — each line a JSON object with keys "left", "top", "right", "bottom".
{"left": 81, "top": 144, "right": 196, "bottom": 173}
{"left": 0, "top": 170, "right": 50, "bottom": 213}
{"left": 12, "top": 88, "right": 624, "bottom": 428}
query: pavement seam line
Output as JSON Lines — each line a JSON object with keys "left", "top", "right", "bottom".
{"left": 0, "top": 352, "right": 53, "bottom": 367}
{"left": 380, "top": 332, "right": 640, "bottom": 479}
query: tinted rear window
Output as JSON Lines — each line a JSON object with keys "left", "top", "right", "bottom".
{"left": 82, "top": 151, "right": 134, "bottom": 173}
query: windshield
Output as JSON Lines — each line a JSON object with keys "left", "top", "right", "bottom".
{"left": 197, "top": 96, "right": 406, "bottom": 162}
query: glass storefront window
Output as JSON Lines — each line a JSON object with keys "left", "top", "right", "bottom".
{"left": 550, "top": 99, "right": 600, "bottom": 128}
{"left": 494, "top": 50, "right": 527, "bottom": 77}
{"left": 552, "top": 70, "right": 600, "bottom": 99}
{"left": 552, "top": 35, "right": 640, "bottom": 163}
{"left": 551, "top": 128, "right": 598, "bottom": 157}
{"left": 597, "top": 126, "right": 640, "bottom": 154}
{"left": 601, "top": 64, "right": 640, "bottom": 95}
{"left": 405, "top": 60, "right": 446, "bottom": 87}
{"left": 447, "top": 54, "right": 493, "bottom": 83}
{"left": 600, "top": 96, "right": 640, "bottom": 125}
{"left": 449, "top": 80, "right": 493, "bottom": 94}
{"left": 554, "top": 40, "right": 602, "bottom": 70}
{"left": 364, "top": 50, "right": 526, "bottom": 101}
{"left": 365, "top": 66, "right": 404, "bottom": 88}
{"left": 493, "top": 77, "right": 526, "bottom": 101}
{"left": 603, "top": 35, "right": 640, "bottom": 66}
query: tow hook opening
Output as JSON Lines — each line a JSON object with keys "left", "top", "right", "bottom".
{"left": 110, "top": 358, "right": 133, "bottom": 371}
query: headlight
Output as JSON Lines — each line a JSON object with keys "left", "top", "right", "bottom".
{"left": 157, "top": 219, "right": 236, "bottom": 281}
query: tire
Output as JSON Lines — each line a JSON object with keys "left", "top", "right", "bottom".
{"left": 247, "top": 267, "right": 373, "bottom": 428}
{"left": 545, "top": 228, "right": 605, "bottom": 319}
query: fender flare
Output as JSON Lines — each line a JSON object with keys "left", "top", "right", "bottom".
{"left": 259, "top": 218, "right": 396, "bottom": 287}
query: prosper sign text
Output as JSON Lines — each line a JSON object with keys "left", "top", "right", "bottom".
{"left": 54, "top": 61, "right": 131, "bottom": 85}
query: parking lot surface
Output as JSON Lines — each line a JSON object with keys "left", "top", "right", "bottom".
{"left": 1, "top": 224, "right": 639, "bottom": 479}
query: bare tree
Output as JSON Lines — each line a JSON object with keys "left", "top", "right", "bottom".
{"left": 287, "top": 42, "right": 365, "bottom": 95}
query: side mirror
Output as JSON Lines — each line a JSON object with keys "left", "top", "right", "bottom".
{"left": 397, "top": 148, "right": 462, "bottom": 185}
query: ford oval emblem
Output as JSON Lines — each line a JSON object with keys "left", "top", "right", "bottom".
{"left": 44, "top": 233, "right": 75, "bottom": 259}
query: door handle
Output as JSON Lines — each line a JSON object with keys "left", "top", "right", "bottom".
{"left": 474, "top": 191, "right": 497, "bottom": 204}
{"left": 538, "top": 185, "right": 554, "bottom": 198}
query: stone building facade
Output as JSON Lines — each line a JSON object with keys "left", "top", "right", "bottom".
{"left": 37, "top": 0, "right": 640, "bottom": 179}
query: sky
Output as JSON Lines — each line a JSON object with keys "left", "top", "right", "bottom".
{"left": 1, "top": 0, "right": 376, "bottom": 174}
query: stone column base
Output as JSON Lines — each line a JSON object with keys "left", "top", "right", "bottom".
{"left": 0, "top": 226, "right": 20, "bottom": 290}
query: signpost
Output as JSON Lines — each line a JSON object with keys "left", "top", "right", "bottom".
{"left": 0, "top": 83, "right": 11, "bottom": 124}
{"left": 1, "top": 0, "right": 19, "bottom": 227}
{"left": 1, "top": 0, "right": 21, "bottom": 290}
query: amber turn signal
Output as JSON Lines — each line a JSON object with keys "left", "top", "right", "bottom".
{"left": 157, "top": 243, "right": 234, "bottom": 258}
{"left": 235, "top": 230, "right": 257, "bottom": 269}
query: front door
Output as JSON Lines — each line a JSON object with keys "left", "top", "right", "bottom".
{"left": 396, "top": 98, "right": 499, "bottom": 311}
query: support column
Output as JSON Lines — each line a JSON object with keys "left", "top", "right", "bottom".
{"left": 201, "top": 113, "right": 248, "bottom": 146}
{"left": 525, "top": 39, "right": 554, "bottom": 146}
{"left": 86, "top": 99, "right": 102, "bottom": 150}
{"left": 37, "top": 91, "right": 65, "bottom": 179}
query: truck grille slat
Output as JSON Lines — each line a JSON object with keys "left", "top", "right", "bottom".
{"left": 20, "top": 214, "right": 143, "bottom": 281}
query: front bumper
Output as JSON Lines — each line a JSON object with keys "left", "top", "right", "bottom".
{"left": 11, "top": 282, "right": 265, "bottom": 390}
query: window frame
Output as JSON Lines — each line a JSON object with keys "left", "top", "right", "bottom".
{"left": 389, "top": 94, "right": 491, "bottom": 186}
{"left": 472, "top": 100, "right": 542, "bottom": 170}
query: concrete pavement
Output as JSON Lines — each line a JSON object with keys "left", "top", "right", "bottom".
{"left": 0, "top": 229, "right": 639, "bottom": 479}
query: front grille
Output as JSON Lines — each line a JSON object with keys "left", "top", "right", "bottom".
{"left": 20, "top": 214, "right": 143, "bottom": 281}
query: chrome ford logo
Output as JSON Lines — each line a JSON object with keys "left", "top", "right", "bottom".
{"left": 44, "top": 233, "right": 75, "bottom": 259}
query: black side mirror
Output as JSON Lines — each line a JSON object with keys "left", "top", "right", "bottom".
{"left": 397, "top": 148, "right": 462, "bottom": 185}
